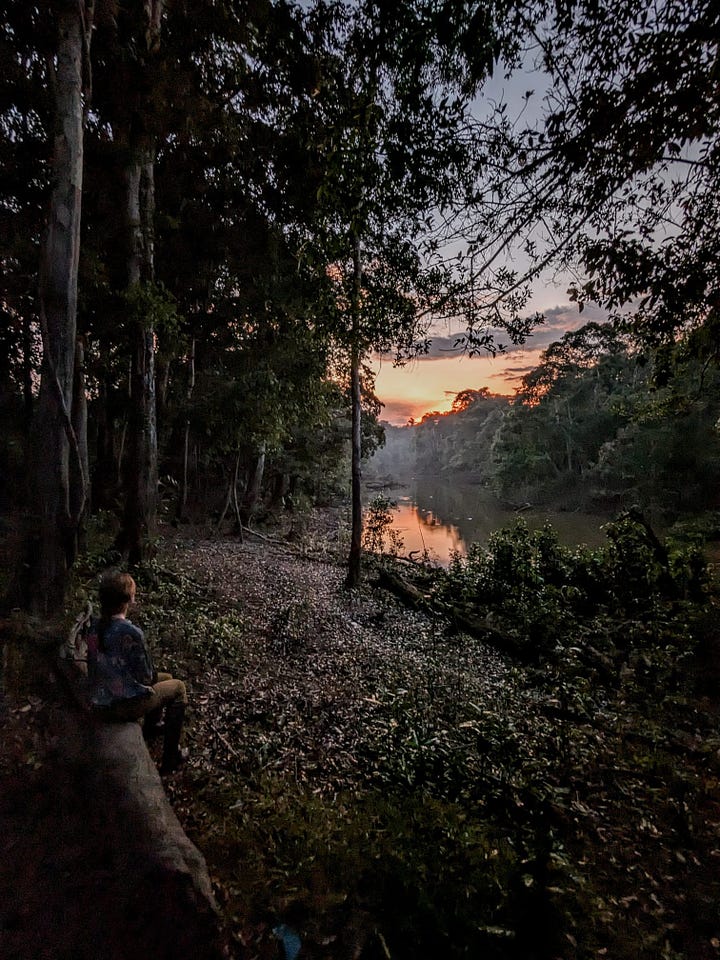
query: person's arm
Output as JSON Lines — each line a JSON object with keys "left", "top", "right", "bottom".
{"left": 119, "top": 625, "right": 155, "bottom": 686}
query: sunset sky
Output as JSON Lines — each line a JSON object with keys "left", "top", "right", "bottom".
{"left": 367, "top": 58, "right": 616, "bottom": 426}
{"left": 370, "top": 66, "right": 587, "bottom": 425}
{"left": 372, "top": 299, "right": 610, "bottom": 425}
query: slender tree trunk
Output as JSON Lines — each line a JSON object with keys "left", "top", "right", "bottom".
{"left": 121, "top": 145, "right": 159, "bottom": 566}
{"left": 21, "top": 313, "right": 34, "bottom": 431}
{"left": 346, "top": 232, "right": 363, "bottom": 589}
{"left": 70, "top": 337, "right": 89, "bottom": 556}
{"left": 28, "top": 4, "right": 88, "bottom": 614}
{"left": 117, "top": 418, "right": 128, "bottom": 479}
{"left": 241, "top": 442, "right": 266, "bottom": 528}
{"left": 156, "top": 352, "right": 170, "bottom": 424}
{"left": 217, "top": 478, "right": 232, "bottom": 531}
{"left": 231, "top": 451, "right": 244, "bottom": 543}
{"left": 94, "top": 337, "right": 118, "bottom": 508}
{"left": 179, "top": 421, "right": 190, "bottom": 519}
{"left": 176, "top": 338, "right": 195, "bottom": 522}
{"left": 217, "top": 449, "right": 241, "bottom": 534}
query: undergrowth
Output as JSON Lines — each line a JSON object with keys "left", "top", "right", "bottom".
{"left": 66, "top": 514, "right": 720, "bottom": 960}
{"left": 186, "top": 772, "right": 532, "bottom": 959}
{"left": 432, "top": 510, "right": 706, "bottom": 666}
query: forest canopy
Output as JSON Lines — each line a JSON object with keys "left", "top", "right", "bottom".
{"left": 1, "top": 0, "right": 718, "bottom": 609}
{"left": 369, "top": 322, "right": 720, "bottom": 520}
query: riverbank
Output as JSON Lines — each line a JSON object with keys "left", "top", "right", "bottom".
{"left": 367, "top": 477, "right": 611, "bottom": 565}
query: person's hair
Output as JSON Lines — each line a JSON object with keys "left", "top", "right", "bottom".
{"left": 99, "top": 570, "right": 136, "bottom": 618}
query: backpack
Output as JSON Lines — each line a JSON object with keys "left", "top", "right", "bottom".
{"left": 61, "top": 601, "right": 99, "bottom": 677}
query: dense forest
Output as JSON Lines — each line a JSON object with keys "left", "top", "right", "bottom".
{"left": 3, "top": 0, "right": 717, "bottom": 611}
{"left": 368, "top": 322, "right": 720, "bottom": 517}
{"left": 2, "top": 2, "right": 720, "bottom": 959}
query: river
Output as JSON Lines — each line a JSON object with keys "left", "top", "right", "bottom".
{"left": 366, "top": 477, "right": 609, "bottom": 566}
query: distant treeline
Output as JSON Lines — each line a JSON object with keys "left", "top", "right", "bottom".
{"left": 368, "top": 323, "right": 720, "bottom": 517}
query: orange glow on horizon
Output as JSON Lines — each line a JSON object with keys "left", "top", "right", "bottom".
{"left": 371, "top": 348, "right": 545, "bottom": 425}
{"left": 368, "top": 299, "right": 598, "bottom": 425}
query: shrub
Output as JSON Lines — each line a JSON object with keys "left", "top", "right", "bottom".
{"left": 434, "top": 514, "right": 706, "bottom": 661}
{"left": 363, "top": 495, "right": 404, "bottom": 557}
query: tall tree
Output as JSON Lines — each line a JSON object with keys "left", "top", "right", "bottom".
{"left": 28, "top": 0, "right": 94, "bottom": 613}
{"left": 297, "top": 0, "right": 507, "bottom": 586}
{"left": 112, "top": 0, "right": 164, "bottom": 564}
{"left": 84, "top": 0, "right": 309, "bottom": 547}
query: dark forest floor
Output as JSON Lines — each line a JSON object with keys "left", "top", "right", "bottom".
{"left": 158, "top": 517, "right": 720, "bottom": 960}
{"left": 2, "top": 511, "right": 720, "bottom": 959}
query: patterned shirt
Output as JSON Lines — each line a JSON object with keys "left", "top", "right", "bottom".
{"left": 88, "top": 617, "right": 154, "bottom": 708}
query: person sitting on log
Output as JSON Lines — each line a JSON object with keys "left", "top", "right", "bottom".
{"left": 88, "top": 569, "right": 188, "bottom": 774}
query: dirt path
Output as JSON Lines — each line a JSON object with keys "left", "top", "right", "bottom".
{"left": 166, "top": 534, "right": 523, "bottom": 796}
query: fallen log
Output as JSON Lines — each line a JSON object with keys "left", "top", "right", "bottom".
{"left": 375, "top": 567, "right": 530, "bottom": 661}
{"left": 376, "top": 567, "right": 426, "bottom": 608}
{"left": 439, "top": 603, "right": 532, "bottom": 661}
{"left": 57, "top": 709, "right": 223, "bottom": 959}
{"left": 0, "top": 649, "right": 223, "bottom": 958}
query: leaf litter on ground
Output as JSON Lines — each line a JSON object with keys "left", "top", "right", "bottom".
{"left": 145, "top": 516, "right": 720, "bottom": 960}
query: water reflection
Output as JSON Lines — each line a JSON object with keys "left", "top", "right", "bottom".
{"left": 393, "top": 499, "right": 466, "bottom": 562}
{"left": 372, "top": 479, "right": 608, "bottom": 567}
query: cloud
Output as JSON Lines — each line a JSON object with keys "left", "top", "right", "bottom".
{"left": 394, "top": 302, "right": 610, "bottom": 360}
{"left": 372, "top": 302, "right": 613, "bottom": 424}
{"left": 525, "top": 302, "right": 609, "bottom": 349}
{"left": 379, "top": 398, "right": 424, "bottom": 424}
{"left": 488, "top": 363, "right": 537, "bottom": 382}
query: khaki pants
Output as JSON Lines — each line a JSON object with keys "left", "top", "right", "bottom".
{"left": 95, "top": 672, "right": 188, "bottom": 723}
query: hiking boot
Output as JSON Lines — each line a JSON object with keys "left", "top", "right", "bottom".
{"left": 142, "top": 706, "right": 165, "bottom": 742}
{"left": 160, "top": 746, "right": 189, "bottom": 775}
{"left": 160, "top": 701, "right": 186, "bottom": 774}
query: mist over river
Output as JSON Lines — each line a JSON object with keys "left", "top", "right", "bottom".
{"left": 366, "top": 477, "right": 609, "bottom": 566}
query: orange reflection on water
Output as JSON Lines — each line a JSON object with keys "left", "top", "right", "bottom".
{"left": 392, "top": 501, "right": 466, "bottom": 565}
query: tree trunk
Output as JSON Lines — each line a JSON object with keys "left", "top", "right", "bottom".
{"left": 55, "top": 712, "right": 222, "bottom": 957}
{"left": 70, "top": 337, "right": 89, "bottom": 556}
{"left": 376, "top": 568, "right": 531, "bottom": 662}
{"left": 269, "top": 472, "right": 291, "bottom": 509}
{"left": 121, "top": 146, "right": 159, "bottom": 566}
{"left": 117, "top": 0, "right": 164, "bottom": 565}
{"left": 123, "top": 320, "right": 158, "bottom": 566}
{"left": 217, "top": 449, "right": 241, "bottom": 533}
{"left": 231, "top": 451, "right": 244, "bottom": 543}
{"left": 94, "top": 338, "right": 118, "bottom": 509}
{"left": 21, "top": 312, "right": 34, "bottom": 431}
{"left": 241, "top": 442, "right": 266, "bottom": 528}
{"left": 216, "top": 477, "right": 232, "bottom": 531}
{"left": 28, "top": 4, "right": 87, "bottom": 615}
{"left": 156, "top": 352, "right": 171, "bottom": 424}
{"left": 176, "top": 338, "right": 195, "bottom": 522}
{"left": 346, "top": 233, "right": 363, "bottom": 589}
